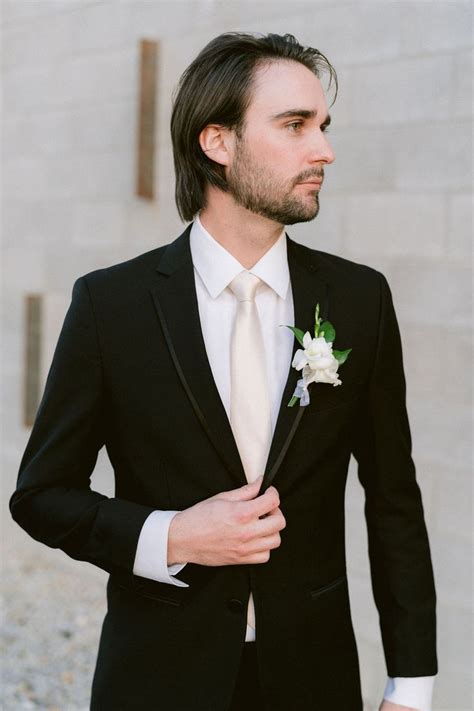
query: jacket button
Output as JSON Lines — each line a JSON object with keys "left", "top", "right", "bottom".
{"left": 227, "top": 598, "right": 244, "bottom": 613}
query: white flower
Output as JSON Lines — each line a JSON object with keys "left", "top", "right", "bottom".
{"left": 292, "top": 332, "right": 342, "bottom": 389}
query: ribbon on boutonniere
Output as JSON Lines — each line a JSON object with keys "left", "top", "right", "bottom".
{"left": 281, "top": 303, "right": 352, "bottom": 407}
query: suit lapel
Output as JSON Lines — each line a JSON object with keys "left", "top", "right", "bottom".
{"left": 150, "top": 224, "right": 329, "bottom": 490}
{"left": 262, "top": 238, "right": 329, "bottom": 490}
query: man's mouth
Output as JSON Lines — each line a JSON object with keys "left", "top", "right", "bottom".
{"left": 297, "top": 179, "right": 323, "bottom": 188}
{"left": 296, "top": 174, "right": 324, "bottom": 187}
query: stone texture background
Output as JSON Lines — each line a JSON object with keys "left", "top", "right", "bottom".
{"left": 1, "top": 1, "right": 472, "bottom": 709}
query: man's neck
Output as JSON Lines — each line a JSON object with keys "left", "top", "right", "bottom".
{"left": 198, "top": 196, "right": 284, "bottom": 270}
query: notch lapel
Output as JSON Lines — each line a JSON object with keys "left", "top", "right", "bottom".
{"left": 261, "top": 237, "right": 329, "bottom": 491}
{"left": 150, "top": 225, "right": 329, "bottom": 491}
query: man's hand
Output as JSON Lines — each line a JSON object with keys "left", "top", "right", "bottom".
{"left": 379, "top": 701, "right": 419, "bottom": 711}
{"left": 168, "top": 476, "right": 286, "bottom": 566}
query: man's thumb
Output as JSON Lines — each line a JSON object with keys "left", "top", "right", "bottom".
{"left": 220, "top": 475, "right": 263, "bottom": 501}
{"left": 238, "top": 475, "right": 264, "bottom": 499}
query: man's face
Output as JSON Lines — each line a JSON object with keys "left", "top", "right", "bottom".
{"left": 225, "top": 59, "right": 335, "bottom": 226}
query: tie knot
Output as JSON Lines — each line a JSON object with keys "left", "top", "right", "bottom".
{"left": 228, "top": 271, "right": 262, "bottom": 302}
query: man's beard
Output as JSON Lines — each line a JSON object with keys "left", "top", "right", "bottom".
{"left": 225, "top": 137, "right": 320, "bottom": 226}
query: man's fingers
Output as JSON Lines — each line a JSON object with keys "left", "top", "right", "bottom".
{"left": 247, "top": 486, "right": 280, "bottom": 518}
{"left": 217, "top": 476, "right": 264, "bottom": 502}
{"left": 255, "top": 505, "right": 286, "bottom": 534}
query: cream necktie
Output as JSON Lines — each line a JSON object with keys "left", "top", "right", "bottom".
{"left": 228, "top": 271, "right": 273, "bottom": 637}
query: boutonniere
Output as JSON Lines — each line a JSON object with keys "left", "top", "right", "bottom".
{"left": 282, "top": 304, "right": 352, "bottom": 407}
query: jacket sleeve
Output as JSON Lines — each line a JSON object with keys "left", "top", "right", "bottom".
{"left": 351, "top": 270, "right": 438, "bottom": 677}
{"left": 9, "top": 276, "right": 157, "bottom": 577}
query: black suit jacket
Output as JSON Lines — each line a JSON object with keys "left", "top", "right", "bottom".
{"left": 10, "top": 225, "right": 437, "bottom": 711}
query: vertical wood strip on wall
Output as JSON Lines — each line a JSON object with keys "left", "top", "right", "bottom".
{"left": 24, "top": 294, "right": 42, "bottom": 427}
{"left": 136, "top": 39, "right": 158, "bottom": 199}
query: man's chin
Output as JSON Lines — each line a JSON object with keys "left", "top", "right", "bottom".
{"left": 283, "top": 203, "right": 320, "bottom": 225}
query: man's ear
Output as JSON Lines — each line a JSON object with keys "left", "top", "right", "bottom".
{"left": 198, "top": 124, "right": 233, "bottom": 167}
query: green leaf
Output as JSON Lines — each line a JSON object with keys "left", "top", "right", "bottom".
{"left": 332, "top": 347, "right": 352, "bottom": 365}
{"left": 287, "top": 395, "right": 299, "bottom": 407}
{"left": 314, "top": 303, "right": 321, "bottom": 337}
{"left": 320, "top": 320, "right": 335, "bottom": 343}
{"left": 283, "top": 325, "right": 305, "bottom": 347}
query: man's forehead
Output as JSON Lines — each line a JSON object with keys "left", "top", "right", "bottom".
{"left": 248, "top": 60, "right": 327, "bottom": 114}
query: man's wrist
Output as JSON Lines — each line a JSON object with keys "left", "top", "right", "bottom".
{"left": 133, "top": 509, "right": 189, "bottom": 586}
{"left": 168, "top": 510, "right": 190, "bottom": 565}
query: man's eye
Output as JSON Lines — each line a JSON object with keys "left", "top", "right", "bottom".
{"left": 287, "top": 122, "right": 303, "bottom": 132}
{"left": 321, "top": 126, "right": 331, "bottom": 134}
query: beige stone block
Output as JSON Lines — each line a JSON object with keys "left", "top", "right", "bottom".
{"left": 430, "top": 532, "right": 471, "bottom": 608}
{"left": 355, "top": 638, "right": 387, "bottom": 711}
{"left": 349, "top": 55, "right": 453, "bottom": 126}
{"left": 2, "top": 0, "right": 85, "bottom": 25}
{"left": 2, "top": 64, "right": 54, "bottom": 113}
{"left": 344, "top": 193, "right": 446, "bottom": 258}
{"left": 124, "top": 201, "right": 161, "bottom": 248}
{"left": 3, "top": 156, "right": 51, "bottom": 199}
{"left": 69, "top": 100, "right": 135, "bottom": 152}
{"left": 290, "top": 1, "right": 401, "bottom": 66}
{"left": 59, "top": 48, "right": 138, "bottom": 108}
{"left": 348, "top": 575, "right": 380, "bottom": 645}
{"left": 446, "top": 194, "right": 472, "bottom": 259}
{"left": 403, "top": 324, "right": 472, "bottom": 407}
{"left": 1, "top": 9, "right": 74, "bottom": 70}
{"left": 329, "top": 127, "right": 399, "bottom": 191}
{"left": 400, "top": 0, "right": 472, "bottom": 53}
{"left": 4, "top": 101, "right": 134, "bottom": 159}
{"left": 433, "top": 467, "right": 472, "bottom": 542}
{"left": 69, "top": 0, "right": 136, "bottom": 54}
{"left": 410, "top": 397, "right": 471, "bottom": 471}
{"left": 393, "top": 122, "right": 471, "bottom": 192}
{"left": 390, "top": 260, "right": 471, "bottom": 328}
{"left": 2, "top": 200, "right": 73, "bottom": 248}
{"left": 453, "top": 49, "right": 473, "bottom": 120}
{"left": 3, "top": 247, "right": 46, "bottom": 292}
{"left": 4, "top": 47, "right": 137, "bottom": 113}
{"left": 71, "top": 201, "right": 128, "bottom": 248}
{"left": 4, "top": 150, "right": 135, "bottom": 201}
{"left": 437, "top": 603, "right": 472, "bottom": 681}
{"left": 434, "top": 668, "right": 472, "bottom": 711}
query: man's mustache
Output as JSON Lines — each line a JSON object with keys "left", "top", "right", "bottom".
{"left": 295, "top": 170, "right": 324, "bottom": 183}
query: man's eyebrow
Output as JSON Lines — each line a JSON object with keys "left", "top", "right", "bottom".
{"left": 270, "top": 109, "right": 331, "bottom": 126}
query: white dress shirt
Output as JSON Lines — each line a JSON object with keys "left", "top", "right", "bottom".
{"left": 132, "top": 213, "right": 436, "bottom": 710}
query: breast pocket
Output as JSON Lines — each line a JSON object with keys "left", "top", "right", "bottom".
{"left": 302, "top": 382, "right": 363, "bottom": 416}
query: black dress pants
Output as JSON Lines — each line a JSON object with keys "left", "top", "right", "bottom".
{"left": 229, "top": 641, "right": 265, "bottom": 710}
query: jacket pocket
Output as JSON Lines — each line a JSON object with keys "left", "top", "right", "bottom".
{"left": 309, "top": 573, "right": 347, "bottom": 599}
{"left": 110, "top": 576, "right": 183, "bottom": 607}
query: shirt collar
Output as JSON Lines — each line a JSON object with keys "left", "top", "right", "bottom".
{"left": 189, "top": 213, "right": 290, "bottom": 300}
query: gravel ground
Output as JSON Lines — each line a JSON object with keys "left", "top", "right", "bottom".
{"left": 1, "top": 517, "right": 107, "bottom": 711}
{"left": 2, "top": 454, "right": 113, "bottom": 711}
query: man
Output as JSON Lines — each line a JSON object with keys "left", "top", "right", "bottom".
{"left": 10, "top": 32, "right": 437, "bottom": 710}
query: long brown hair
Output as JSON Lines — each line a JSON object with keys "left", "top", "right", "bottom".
{"left": 170, "top": 32, "right": 337, "bottom": 222}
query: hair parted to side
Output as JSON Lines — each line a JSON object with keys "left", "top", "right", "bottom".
{"left": 170, "top": 32, "right": 338, "bottom": 223}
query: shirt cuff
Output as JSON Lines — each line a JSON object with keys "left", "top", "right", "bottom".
{"left": 383, "top": 675, "right": 436, "bottom": 711}
{"left": 132, "top": 509, "right": 189, "bottom": 587}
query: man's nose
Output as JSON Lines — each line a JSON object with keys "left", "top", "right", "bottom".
{"left": 309, "top": 132, "right": 335, "bottom": 165}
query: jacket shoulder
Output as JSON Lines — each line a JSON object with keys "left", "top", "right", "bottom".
{"left": 71, "top": 243, "right": 172, "bottom": 296}
{"left": 292, "top": 239, "right": 384, "bottom": 284}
